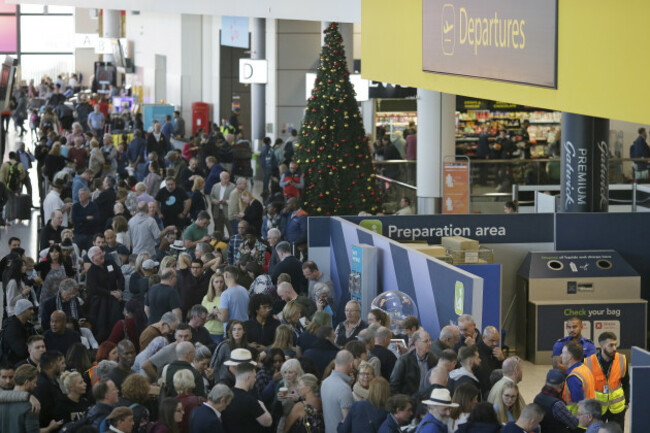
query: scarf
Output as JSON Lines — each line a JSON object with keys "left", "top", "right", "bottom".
{"left": 56, "top": 293, "right": 79, "bottom": 320}
{"left": 353, "top": 381, "right": 370, "bottom": 400}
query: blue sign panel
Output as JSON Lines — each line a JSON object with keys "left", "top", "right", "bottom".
{"left": 344, "top": 214, "right": 554, "bottom": 244}
{"left": 221, "top": 16, "right": 250, "bottom": 49}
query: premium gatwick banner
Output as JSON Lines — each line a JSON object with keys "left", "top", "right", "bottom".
{"left": 422, "top": 0, "right": 558, "bottom": 87}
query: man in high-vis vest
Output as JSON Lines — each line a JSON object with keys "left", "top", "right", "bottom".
{"left": 561, "top": 340, "right": 596, "bottom": 415}
{"left": 584, "top": 332, "right": 628, "bottom": 430}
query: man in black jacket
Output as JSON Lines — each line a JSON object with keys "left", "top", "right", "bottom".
{"left": 86, "top": 246, "right": 125, "bottom": 342}
{"left": 475, "top": 326, "right": 505, "bottom": 398}
{"left": 371, "top": 326, "right": 398, "bottom": 381}
{"left": 390, "top": 329, "right": 436, "bottom": 397}
{"left": 1, "top": 299, "right": 35, "bottom": 364}
{"left": 33, "top": 350, "right": 65, "bottom": 428}
{"left": 270, "top": 241, "right": 307, "bottom": 294}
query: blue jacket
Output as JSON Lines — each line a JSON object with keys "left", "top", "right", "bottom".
{"left": 204, "top": 163, "right": 225, "bottom": 194}
{"left": 72, "top": 175, "right": 88, "bottom": 203}
{"left": 127, "top": 136, "right": 147, "bottom": 164}
{"left": 189, "top": 403, "right": 226, "bottom": 433}
{"left": 337, "top": 400, "right": 388, "bottom": 433}
{"left": 551, "top": 336, "right": 596, "bottom": 358}
{"left": 71, "top": 201, "right": 100, "bottom": 236}
{"left": 416, "top": 412, "right": 448, "bottom": 433}
{"left": 630, "top": 135, "right": 650, "bottom": 170}
{"left": 284, "top": 208, "right": 308, "bottom": 244}
{"left": 378, "top": 414, "right": 401, "bottom": 433}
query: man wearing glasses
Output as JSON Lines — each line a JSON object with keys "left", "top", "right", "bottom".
{"left": 334, "top": 300, "right": 367, "bottom": 346}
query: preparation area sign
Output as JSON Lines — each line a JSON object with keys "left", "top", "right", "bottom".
{"left": 422, "top": 0, "right": 558, "bottom": 87}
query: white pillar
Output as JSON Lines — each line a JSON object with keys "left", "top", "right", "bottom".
{"left": 321, "top": 21, "right": 330, "bottom": 46}
{"left": 102, "top": 9, "right": 121, "bottom": 63}
{"left": 416, "top": 89, "right": 456, "bottom": 214}
{"left": 338, "top": 23, "right": 354, "bottom": 73}
{"left": 181, "top": 14, "right": 203, "bottom": 126}
{"left": 265, "top": 19, "right": 277, "bottom": 139}
{"left": 251, "top": 18, "right": 266, "bottom": 148}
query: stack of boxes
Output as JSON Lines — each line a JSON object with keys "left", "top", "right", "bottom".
{"left": 403, "top": 236, "right": 493, "bottom": 264}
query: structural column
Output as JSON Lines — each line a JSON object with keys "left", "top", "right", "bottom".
{"left": 560, "top": 113, "right": 610, "bottom": 212}
{"left": 102, "top": 9, "right": 121, "bottom": 63}
{"left": 251, "top": 18, "right": 266, "bottom": 148}
{"left": 416, "top": 89, "right": 456, "bottom": 214}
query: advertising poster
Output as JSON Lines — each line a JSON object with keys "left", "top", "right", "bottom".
{"left": 443, "top": 158, "right": 470, "bottom": 214}
{"left": 349, "top": 244, "right": 363, "bottom": 304}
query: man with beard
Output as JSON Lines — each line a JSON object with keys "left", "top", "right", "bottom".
{"left": 584, "top": 332, "right": 628, "bottom": 429}
{"left": 33, "top": 351, "right": 66, "bottom": 428}
{"left": 417, "top": 388, "right": 459, "bottom": 433}
{"left": 552, "top": 317, "right": 596, "bottom": 374}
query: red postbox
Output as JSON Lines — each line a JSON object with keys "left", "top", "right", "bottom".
{"left": 192, "top": 102, "right": 211, "bottom": 136}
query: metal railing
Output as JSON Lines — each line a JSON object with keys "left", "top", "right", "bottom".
{"left": 372, "top": 158, "right": 650, "bottom": 212}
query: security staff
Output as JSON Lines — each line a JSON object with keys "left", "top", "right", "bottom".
{"left": 561, "top": 340, "right": 596, "bottom": 414}
{"left": 552, "top": 317, "right": 597, "bottom": 373}
{"left": 584, "top": 332, "right": 628, "bottom": 430}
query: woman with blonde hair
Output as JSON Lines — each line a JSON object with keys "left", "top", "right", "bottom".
{"left": 176, "top": 253, "right": 192, "bottom": 271}
{"left": 283, "top": 373, "right": 324, "bottom": 433}
{"left": 273, "top": 358, "right": 305, "bottom": 433}
{"left": 158, "top": 255, "right": 178, "bottom": 274}
{"left": 297, "top": 311, "right": 332, "bottom": 352}
{"left": 54, "top": 370, "right": 90, "bottom": 423}
{"left": 202, "top": 272, "right": 227, "bottom": 344}
{"left": 338, "top": 377, "right": 390, "bottom": 433}
{"left": 269, "top": 324, "right": 301, "bottom": 357}
{"left": 493, "top": 381, "right": 523, "bottom": 424}
{"left": 281, "top": 300, "right": 305, "bottom": 341}
{"left": 352, "top": 360, "right": 376, "bottom": 401}
{"left": 88, "top": 138, "right": 105, "bottom": 178}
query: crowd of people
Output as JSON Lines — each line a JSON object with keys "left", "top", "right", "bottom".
{"left": 0, "top": 87, "right": 629, "bottom": 433}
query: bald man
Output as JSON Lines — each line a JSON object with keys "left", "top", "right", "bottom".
{"left": 43, "top": 310, "right": 81, "bottom": 356}
{"left": 476, "top": 325, "right": 505, "bottom": 397}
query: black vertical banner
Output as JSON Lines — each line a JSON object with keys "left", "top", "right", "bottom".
{"left": 592, "top": 118, "right": 610, "bottom": 212}
{"left": 560, "top": 113, "right": 610, "bottom": 213}
{"left": 561, "top": 113, "right": 593, "bottom": 212}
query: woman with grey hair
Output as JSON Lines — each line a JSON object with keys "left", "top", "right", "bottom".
{"left": 192, "top": 343, "right": 214, "bottom": 395}
{"left": 174, "top": 368, "right": 206, "bottom": 433}
{"left": 312, "top": 283, "right": 334, "bottom": 317}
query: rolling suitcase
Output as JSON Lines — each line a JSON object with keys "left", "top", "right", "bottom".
{"left": 6, "top": 194, "right": 31, "bottom": 220}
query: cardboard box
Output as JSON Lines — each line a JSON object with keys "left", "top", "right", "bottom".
{"left": 403, "top": 243, "right": 448, "bottom": 258}
{"left": 441, "top": 236, "right": 479, "bottom": 251}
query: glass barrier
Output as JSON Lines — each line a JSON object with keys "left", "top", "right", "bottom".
{"left": 372, "top": 158, "right": 649, "bottom": 214}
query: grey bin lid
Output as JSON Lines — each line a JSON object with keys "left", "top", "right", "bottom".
{"left": 517, "top": 250, "right": 640, "bottom": 279}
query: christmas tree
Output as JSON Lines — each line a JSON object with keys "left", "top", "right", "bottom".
{"left": 294, "top": 22, "right": 380, "bottom": 216}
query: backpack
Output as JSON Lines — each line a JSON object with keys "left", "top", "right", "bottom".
{"left": 6, "top": 162, "right": 22, "bottom": 193}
